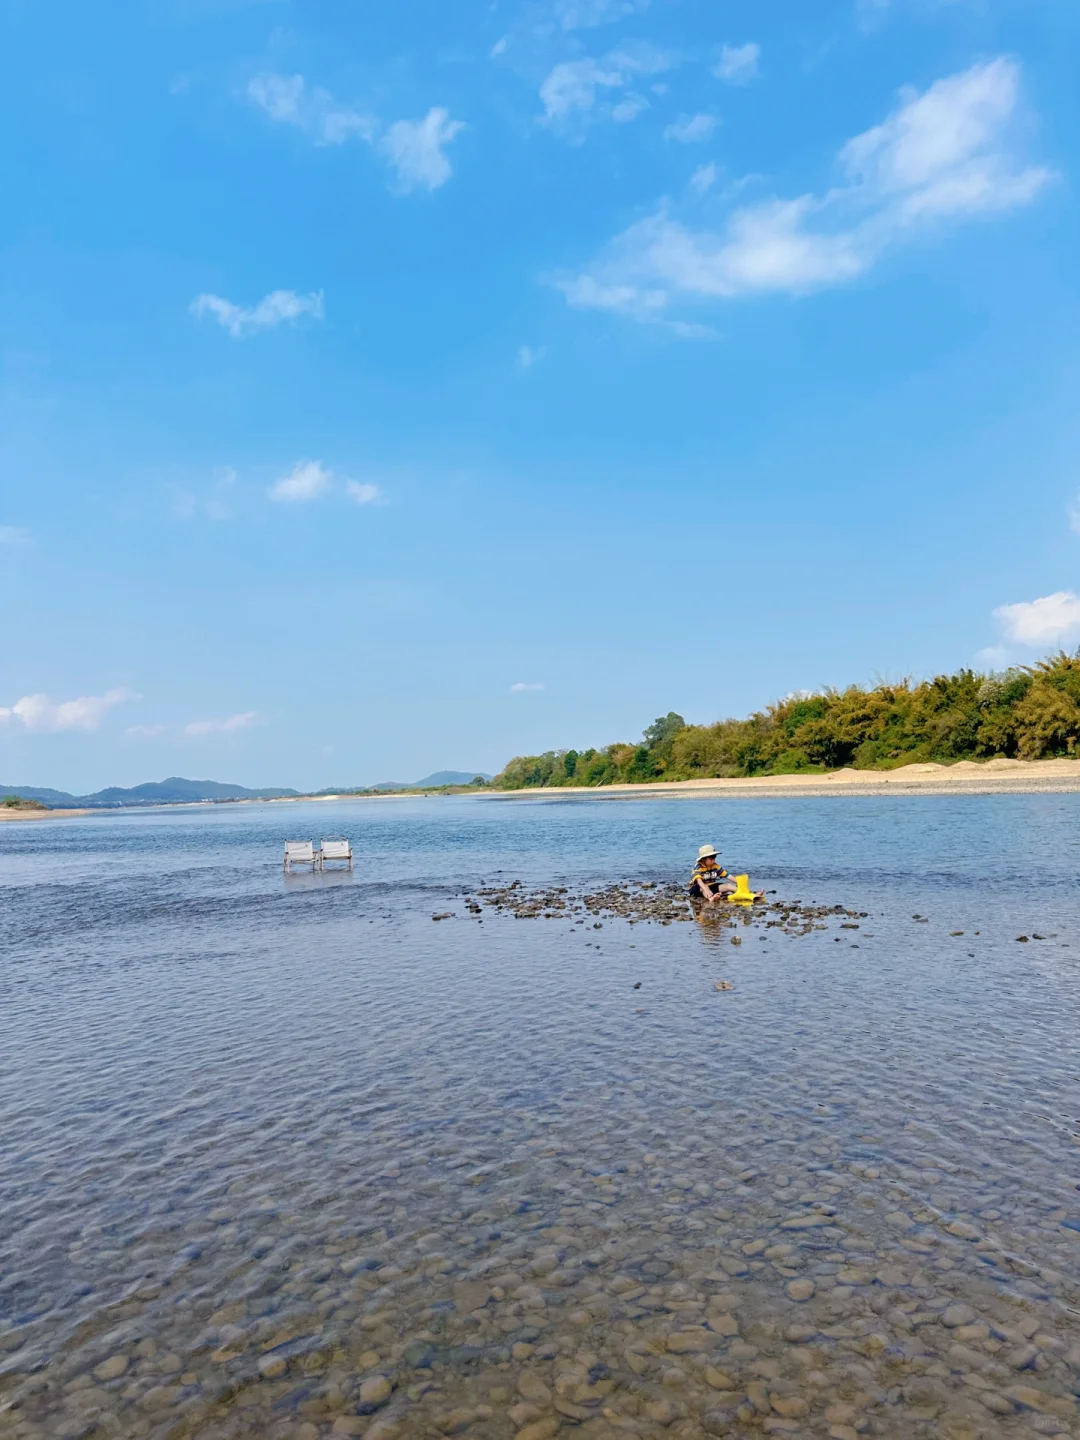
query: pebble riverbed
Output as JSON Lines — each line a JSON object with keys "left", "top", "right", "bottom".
{"left": 2, "top": 794, "right": 1080, "bottom": 1440}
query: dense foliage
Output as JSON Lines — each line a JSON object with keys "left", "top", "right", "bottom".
{"left": 493, "top": 654, "right": 1080, "bottom": 789}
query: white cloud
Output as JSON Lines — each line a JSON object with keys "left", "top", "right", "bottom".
{"left": 345, "top": 480, "right": 385, "bottom": 505}
{"left": 539, "top": 45, "right": 669, "bottom": 128}
{"left": 268, "top": 463, "right": 386, "bottom": 506}
{"left": 270, "top": 460, "right": 332, "bottom": 503}
{"left": 689, "top": 162, "right": 718, "bottom": 195}
{"left": 0, "top": 525, "right": 29, "bottom": 545}
{"left": 612, "top": 94, "right": 649, "bottom": 124}
{"left": 249, "top": 72, "right": 304, "bottom": 124}
{"left": 553, "top": 0, "right": 649, "bottom": 29}
{"left": 380, "top": 108, "right": 465, "bottom": 193}
{"left": 509, "top": 682, "right": 545, "bottom": 692}
{"left": 249, "top": 74, "right": 464, "bottom": 192}
{"left": 172, "top": 467, "right": 237, "bottom": 523}
{"left": 559, "top": 58, "right": 1051, "bottom": 324}
{"left": 1068, "top": 495, "right": 1080, "bottom": 537}
{"left": 190, "top": 289, "right": 323, "bottom": 338}
{"left": 185, "top": 711, "right": 258, "bottom": 737}
{"left": 665, "top": 113, "right": 717, "bottom": 144}
{"left": 491, "top": 36, "right": 508, "bottom": 57}
{"left": 713, "top": 43, "right": 761, "bottom": 85}
{"left": 0, "top": 689, "right": 136, "bottom": 733}
{"left": 127, "top": 724, "right": 165, "bottom": 739}
{"left": 248, "top": 73, "right": 376, "bottom": 145}
{"left": 994, "top": 592, "right": 1080, "bottom": 647}
{"left": 540, "top": 59, "right": 625, "bottom": 122}
{"left": 975, "top": 645, "right": 1010, "bottom": 669}
{"left": 839, "top": 59, "right": 1045, "bottom": 212}
{"left": 517, "top": 345, "right": 546, "bottom": 369}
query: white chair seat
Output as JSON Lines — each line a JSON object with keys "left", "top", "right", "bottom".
{"left": 320, "top": 837, "right": 353, "bottom": 868}
{"left": 284, "top": 840, "right": 317, "bottom": 870}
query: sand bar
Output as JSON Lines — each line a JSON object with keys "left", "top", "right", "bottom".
{"left": 0, "top": 807, "right": 93, "bottom": 822}
{"left": 495, "top": 755, "right": 1080, "bottom": 799}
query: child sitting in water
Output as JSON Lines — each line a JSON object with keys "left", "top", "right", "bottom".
{"left": 689, "top": 844, "right": 737, "bottom": 904}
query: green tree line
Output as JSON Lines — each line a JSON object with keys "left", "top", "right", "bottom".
{"left": 493, "top": 653, "right": 1080, "bottom": 789}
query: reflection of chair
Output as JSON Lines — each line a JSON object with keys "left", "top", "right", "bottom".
{"left": 320, "top": 837, "right": 353, "bottom": 870}
{"left": 284, "top": 840, "right": 318, "bottom": 872}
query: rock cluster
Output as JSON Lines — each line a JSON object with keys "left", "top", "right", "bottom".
{"left": 462, "top": 879, "right": 864, "bottom": 937}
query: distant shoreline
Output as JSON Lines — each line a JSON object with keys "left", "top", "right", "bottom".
{"left": 491, "top": 756, "right": 1080, "bottom": 799}
{"left": 0, "top": 807, "right": 93, "bottom": 822}
{"left": 0, "top": 792, "right": 448, "bottom": 821}
{"left": 7, "top": 757, "right": 1080, "bottom": 822}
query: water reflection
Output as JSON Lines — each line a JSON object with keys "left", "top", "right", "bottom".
{"left": 283, "top": 869, "right": 358, "bottom": 893}
{"left": 2, "top": 795, "right": 1080, "bottom": 1439}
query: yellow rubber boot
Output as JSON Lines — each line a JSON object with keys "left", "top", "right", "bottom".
{"left": 726, "top": 874, "right": 756, "bottom": 904}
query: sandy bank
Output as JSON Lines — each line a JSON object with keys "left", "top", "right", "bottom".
{"left": 0, "top": 807, "right": 93, "bottom": 822}
{"left": 494, "top": 756, "right": 1080, "bottom": 800}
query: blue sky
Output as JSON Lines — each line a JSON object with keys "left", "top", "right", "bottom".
{"left": 1, "top": 0, "right": 1078, "bottom": 791}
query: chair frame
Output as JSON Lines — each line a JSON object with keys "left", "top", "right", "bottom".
{"left": 284, "top": 840, "right": 318, "bottom": 872}
{"left": 319, "top": 837, "right": 353, "bottom": 870}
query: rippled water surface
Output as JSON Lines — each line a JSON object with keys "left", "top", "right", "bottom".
{"left": 3, "top": 792, "right": 1080, "bottom": 1440}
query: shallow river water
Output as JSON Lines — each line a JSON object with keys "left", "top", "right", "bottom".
{"left": 2, "top": 792, "right": 1080, "bottom": 1440}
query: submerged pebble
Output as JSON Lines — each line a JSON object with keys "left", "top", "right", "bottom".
{"left": 4, "top": 831, "right": 1079, "bottom": 1440}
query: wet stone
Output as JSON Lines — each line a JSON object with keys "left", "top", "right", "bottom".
{"left": 92, "top": 1356, "right": 128, "bottom": 1382}
{"left": 357, "top": 1375, "right": 393, "bottom": 1412}
{"left": 9, "top": 873, "right": 1080, "bottom": 1440}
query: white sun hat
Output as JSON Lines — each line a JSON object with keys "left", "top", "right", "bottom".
{"left": 697, "top": 843, "right": 719, "bottom": 860}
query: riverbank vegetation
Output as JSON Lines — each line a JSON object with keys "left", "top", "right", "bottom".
{"left": 493, "top": 653, "right": 1080, "bottom": 789}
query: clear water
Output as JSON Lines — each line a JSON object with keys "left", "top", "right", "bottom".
{"left": 2, "top": 793, "right": 1080, "bottom": 1440}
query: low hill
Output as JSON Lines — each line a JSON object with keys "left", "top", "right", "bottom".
{"left": 1, "top": 771, "right": 493, "bottom": 808}
{"left": 366, "top": 771, "right": 492, "bottom": 791}
{"left": 413, "top": 770, "right": 492, "bottom": 787}
{"left": 0, "top": 777, "right": 301, "bottom": 808}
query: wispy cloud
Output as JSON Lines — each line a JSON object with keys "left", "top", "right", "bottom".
{"left": 127, "top": 724, "right": 165, "bottom": 739}
{"left": 270, "top": 460, "right": 332, "bottom": 503}
{"left": 558, "top": 58, "right": 1052, "bottom": 325}
{"left": 185, "top": 711, "right": 258, "bottom": 737}
{"left": 713, "top": 43, "right": 761, "bottom": 85}
{"left": 346, "top": 480, "right": 385, "bottom": 505}
{"left": 248, "top": 73, "right": 376, "bottom": 144}
{"left": 380, "top": 108, "right": 466, "bottom": 193}
{"left": 190, "top": 289, "right": 323, "bottom": 337}
{"left": 994, "top": 592, "right": 1080, "bottom": 647}
{"left": 0, "top": 525, "right": 30, "bottom": 545}
{"left": 689, "top": 163, "right": 718, "bottom": 195}
{"left": 249, "top": 73, "right": 464, "bottom": 192}
{"left": 517, "top": 345, "right": 546, "bottom": 370}
{"left": 664, "top": 113, "right": 717, "bottom": 144}
{"left": 0, "top": 689, "right": 136, "bottom": 733}
{"left": 1067, "top": 495, "right": 1080, "bottom": 537}
{"left": 539, "top": 44, "right": 670, "bottom": 130}
{"left": 268, "top": 461, "right": 387, "bottom": 507}
{"left": 172, "top": 467, "right": 237, "bottom": 522}
{"left": 553, "top": 0, "right": 649, "bottom": 29}
{"left": 510, "top": 682, "right": 545, "bottom": 692}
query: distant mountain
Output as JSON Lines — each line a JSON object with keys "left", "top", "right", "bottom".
{"left": 0, "top": 776, "right": 301, "bottom": 808}
{"left": 1, "top": 771, "right": 493, "bottom": 808}
{"left": 0, "top": 785, "right": 80, "bottom": 807}
{"left": 367, "top": 771, "right": 492, "bottom": 791}
{"left": 414, "top": 771, "right": 491, "bottom": 787}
